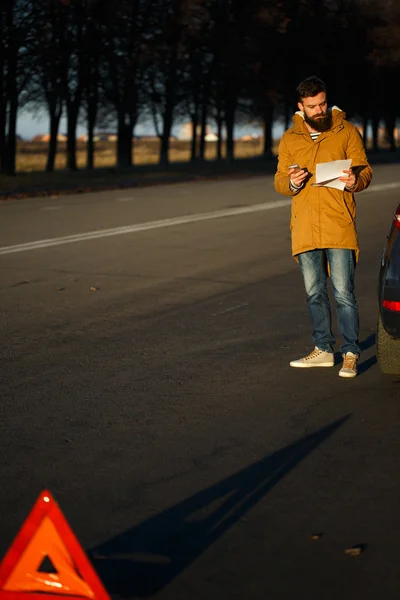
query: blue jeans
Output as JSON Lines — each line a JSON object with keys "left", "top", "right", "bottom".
{"left": 298, "top": 249, "right": 360, "bottom": 355}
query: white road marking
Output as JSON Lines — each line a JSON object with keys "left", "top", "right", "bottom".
{"left": 117, "top": 197, "right": 136, "bottom": 202}
{"left": 213, "top": 303, "right": 249, "bottom": 316}
{"left": 1, "top": 181, "right": 399, "bottom": 256}
{"left": 0, "top": 200, "right": 291, "bottom": 256}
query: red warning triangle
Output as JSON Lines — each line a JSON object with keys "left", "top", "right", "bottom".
{"left": 0, "top": 491, "right": 110, "bottom": 600}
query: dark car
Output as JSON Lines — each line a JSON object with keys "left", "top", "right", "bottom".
{"left": 377, "top": 203, "right": 400, "bottom": 374}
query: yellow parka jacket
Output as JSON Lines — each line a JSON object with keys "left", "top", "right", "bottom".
{"left": 274, "top": 107, "right": 372, "bottom": 261}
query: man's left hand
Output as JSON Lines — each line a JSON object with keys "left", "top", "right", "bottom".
{"left": 339, "top": 169, "right": 357, "bottom": 190}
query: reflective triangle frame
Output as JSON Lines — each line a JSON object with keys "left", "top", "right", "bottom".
{"left": 0, "top": 490, "right": 110, "bottom": 600}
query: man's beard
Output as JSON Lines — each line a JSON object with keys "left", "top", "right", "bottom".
{"left": 304, "top": 111, "right": 332, "bottom": 132}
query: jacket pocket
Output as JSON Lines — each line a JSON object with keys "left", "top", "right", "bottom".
{"left": 324, "top": 193, "right": 354, "bottom": 226}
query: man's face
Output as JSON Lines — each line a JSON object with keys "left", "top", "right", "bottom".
{"left": 298, "top": 92, "right": 332, "bottom": 132}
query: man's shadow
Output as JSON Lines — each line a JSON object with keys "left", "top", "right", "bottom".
{"left": 90, "top": 415, "right": 351, "bottom": 598}
{"left": 334, "top": 333, "right": 376, "bottom": 374}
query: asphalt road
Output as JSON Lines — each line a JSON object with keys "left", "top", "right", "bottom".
{"left": 1, "top": 164, "right": 400, "bottom": 600}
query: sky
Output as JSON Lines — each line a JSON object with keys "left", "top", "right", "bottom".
{"left": 17, "top": 108, "right": 284, "bottom": 140}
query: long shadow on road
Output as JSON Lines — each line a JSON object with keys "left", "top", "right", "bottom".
{"left": 91, "top": 414, "right": 351, "bottom": 598}
{"left": 358, "top": 333, "right": 377, "bottom": 375}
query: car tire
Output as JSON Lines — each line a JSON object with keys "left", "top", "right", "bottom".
{"left": 377, "top": 312, "right": 400, "bottom": 375}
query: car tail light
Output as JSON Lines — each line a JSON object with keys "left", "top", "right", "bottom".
{"left": 394, "top": 206, "right": 400, "bottom": 229}
{"left": 383, "top": 300, "right": 400, "bottom": 311}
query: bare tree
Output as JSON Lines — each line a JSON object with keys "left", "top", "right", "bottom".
{"left": 98, "top": 0, "right": 151, "bottom": 169}
{"left": 1, "top": 0, "right": 34, "bottom": 175}
{"left": 81, "top": 0, "right": 103, "bottom": 169}
{"left": 28, "top": 0, "right": 68, "bottom": 172}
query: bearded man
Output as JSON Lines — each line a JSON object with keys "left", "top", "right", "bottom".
{"left": 274, "top": 76, "right": 372, "bottom": 378}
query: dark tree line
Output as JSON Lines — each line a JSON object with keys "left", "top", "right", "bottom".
{"left": 1, "top": 0, "right": 399, "bottom": 175}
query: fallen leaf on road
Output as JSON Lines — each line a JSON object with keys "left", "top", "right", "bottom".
{"left": 56, "top": 287, "right": 65, "bottom": 291}
{"left": 310, "top": 533, "right": 323, "bottom": 540}
{"left": 344, "top": 544, "right": 366, "bottom": 556}
{"left": 90, "top": 286, "right": 99, "bottom": 291}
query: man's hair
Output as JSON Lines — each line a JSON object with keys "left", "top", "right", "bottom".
{"left": 296, "top": 76, "right": 327, "bottom": 102}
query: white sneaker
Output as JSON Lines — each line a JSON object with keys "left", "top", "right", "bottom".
{"left": 290, "top": 347, "right": 335, "bottom": 368}
{"left": 339, "top": 352, "right": 359, "bottom": 378}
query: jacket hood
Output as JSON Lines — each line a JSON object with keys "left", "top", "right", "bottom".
{"left": 292, "top": 106, "right": 345, "bottom": 131}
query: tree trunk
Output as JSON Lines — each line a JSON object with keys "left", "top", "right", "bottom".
{"left": 384, "top": 113, "right": 396, "bottom": 152}
{"left": 159, "top": 54, "right": 178, "bottom": 167}
{"left": 87, "top": 103, "right": 96, "bottom": 170}
{"left": 190, "top": 70, "right": 200, "bottom": 161}
{"left": 159, "top": 108, "right": 173, "bottom": 167}
{"left": 1, "top": 4, "right": 14, "bottom": 174}
{"left": 262, "top": 103, "right": 274, "bottom": 159}
{"left": 5, "top": 86, "right": 18, "bottom": 175}
{"left": 214, "top": 71, "right": 223, "bottom": 161}
{"left": 225, "top": 95, "right": 236, "bottom": 164}
{"left": 362, "top": 114, "right": 368, "bottom": 146}
{"left": 0, "top": 100, "right": 7, "bottom": 174}
{"left": 3, "top": 31, "right": 17, "bottom": 176}
{"left": 224, "top": 65, "right": 237, "bottom": 163}
{"left": 149, "top": 98, "right": 161, "bottom": 138}
{"left": 217, "top": 110, "right": 224, "bottom": 160}
{"left": 199, "top": 99, "right": 208, "bottom": 161}
{"left": 159, "top": 64, "right": 176, "bottom": 168}
{"left": 371, "top": 115, "right": 380, "bottom": 152}
{"left": 66, "top": 105, "right": 79, "bottom": 171}
{"left": 225, "top": 119, "right": 234, "bottom": 163}
{"left": 199, "top": 73, "right": 212, "bottom": 162}
{"left": 117, "top": 113, "right": 133, "bottom": 169}
{"left": 190, "top": 113, "right": 198, "bottom": 162}
{"left": 0, "top": 49, "right": 6, "bottom": 174}
{"left": 46, "top": 98, "right": 62, "bottom": 172}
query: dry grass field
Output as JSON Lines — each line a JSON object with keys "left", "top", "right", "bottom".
{"left": 15, "top": 138, "right": 270, "bottom": 172}
{"left": 4, "top": 136, "right": 393, "bottom": 198}
{"left": 0, "top": 138, "right": 279, "bottom": 196}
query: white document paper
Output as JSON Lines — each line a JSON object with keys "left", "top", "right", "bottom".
{"left": 312, "top": 159, "right": 352, "bottom": 190}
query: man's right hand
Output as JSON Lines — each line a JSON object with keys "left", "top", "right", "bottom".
{"left": 288, "top": 166, "right": 308, "bottom": 188}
